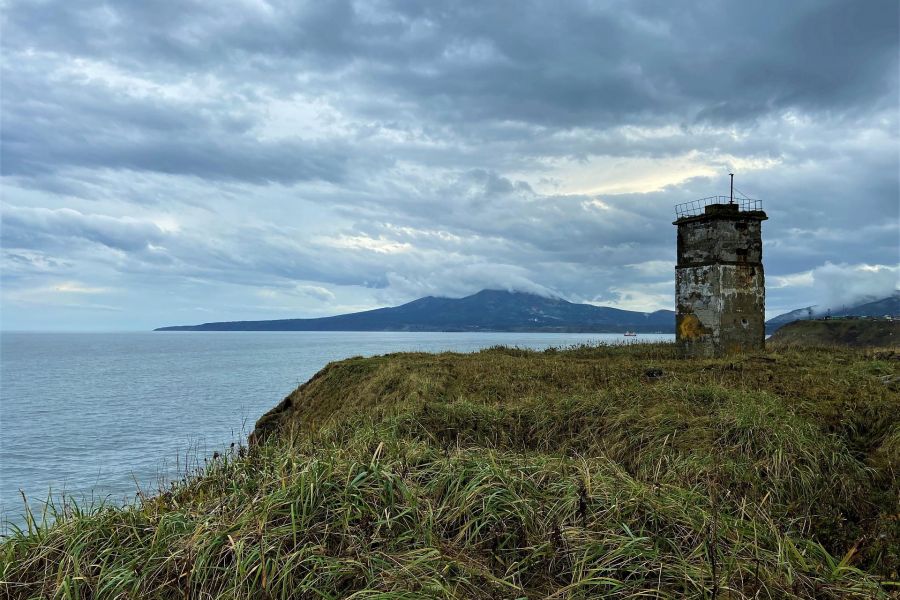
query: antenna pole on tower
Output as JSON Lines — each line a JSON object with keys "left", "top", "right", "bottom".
{"left": 729, "top": 173, "right": 734, "bottom": 204}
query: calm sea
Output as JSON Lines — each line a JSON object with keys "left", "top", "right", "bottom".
{"left": 0, "top": 331, "right": 673, "bottom": 532}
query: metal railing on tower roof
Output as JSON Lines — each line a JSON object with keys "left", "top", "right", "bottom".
{"left": 674, "top": 196, "right": 763, "bottom": 220}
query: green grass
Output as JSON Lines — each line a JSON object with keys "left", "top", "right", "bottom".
{"left": 2, "top": 343, "right": 898, "bottom": 598}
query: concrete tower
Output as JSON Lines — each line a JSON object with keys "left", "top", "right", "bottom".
{"left": 673, "top": 186, "right": 767, "bottom": 357}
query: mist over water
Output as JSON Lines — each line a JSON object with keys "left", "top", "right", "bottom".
{"left": 0, "top": 331, "right": 673, "bottom": 532}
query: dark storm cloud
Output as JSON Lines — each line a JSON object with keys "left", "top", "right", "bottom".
{"left": 8, "top": 1, "right": 897, "bottom": 121}
{"left": 1, "top": 0, "right": 897, "bottom": 329}
{"left": 1, "top": 55, "right": 353, "bottom": 185}
{"left": 4, "top": 0, "right": 896, "bottom": 185}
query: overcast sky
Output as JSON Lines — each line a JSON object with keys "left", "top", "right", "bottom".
{"left": 2, "top": 0, "right": 898, "bottom": 330}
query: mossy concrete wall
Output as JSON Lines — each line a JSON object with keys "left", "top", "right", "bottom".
{"left": 674, "top": 204, "right": 767, "bottom": 357}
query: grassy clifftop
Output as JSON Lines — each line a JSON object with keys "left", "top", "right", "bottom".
{"left": 3, "top": 344, "right": 899, "bottom": 598}
{"left": 768, "top": 319, "right": 898, "bottom": 348}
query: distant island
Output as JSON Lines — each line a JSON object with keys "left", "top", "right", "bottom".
{"left": 156, "top": 288, "right": 900, "bottom": 333}
{"left": 155, "top": 289, "right": 676, "bottom": 333}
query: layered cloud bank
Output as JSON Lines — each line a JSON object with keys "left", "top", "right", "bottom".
{"left": 2, "top": 0, "right": 898, "bottom": 329}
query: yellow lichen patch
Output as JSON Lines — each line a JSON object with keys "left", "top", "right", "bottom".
{"left": 678, "top": 313, "right": 705, "bottom": 339}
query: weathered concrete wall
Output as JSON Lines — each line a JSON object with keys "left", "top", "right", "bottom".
{"left": 674, "top": 206, "right": 767, "bottom": 357}
{"left": 677, "top": 217, "right": 763, "bottom": 267}
{"left": 676, "top": 264, "right": 765, "bottom": 357}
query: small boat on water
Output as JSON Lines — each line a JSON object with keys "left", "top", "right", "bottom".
{"left": 623, "top": 331, "right": 637, "bottom": 337}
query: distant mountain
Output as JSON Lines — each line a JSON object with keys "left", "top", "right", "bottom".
{"left": 766, "top": 306, "right": 817, "bottom": 331}
{"left": 156, "top": 289, "right": 676, "bottom": 333}
{"left": 766, "top": 292, "right": 900, "bottom": 332}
